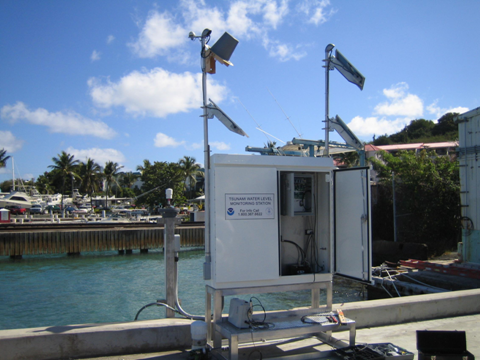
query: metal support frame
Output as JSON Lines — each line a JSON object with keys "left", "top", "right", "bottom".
{"left": 205, "top": 282, "right": 357, "bottom": 360}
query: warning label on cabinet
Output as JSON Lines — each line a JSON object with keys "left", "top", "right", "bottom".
{"left": 225, "top": 193, "right": 275, "bottom": 220}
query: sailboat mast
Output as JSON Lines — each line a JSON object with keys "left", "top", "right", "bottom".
{"left": 12, "top": 157, "right": 15, "bottom": 191}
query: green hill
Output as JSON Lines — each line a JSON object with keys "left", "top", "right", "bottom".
{"left": 370, "top": 112, "right": 458, "bottom": 146}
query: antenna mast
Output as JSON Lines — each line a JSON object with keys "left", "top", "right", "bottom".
{"left": 267, "top": 88, "right": 302, "bottom": 137}
{"left": 12, "top": 157, "right": 15, "bottom": 191}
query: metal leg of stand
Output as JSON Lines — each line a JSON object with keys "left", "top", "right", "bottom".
{"left": 205, "top": 287, "right": 212, "bottom": 343}
{"left": 213, "top": 290, "right": 223, "bottom": 349}
{"left": 311, "top": 287, "right": 320, "bottom": 308}
{"left": 326, "top": 281, "right": 333, "bottom": 311}
{"left": 229, "top": 334, "right": 239, "bottom": 360}
{"left": 349, "top": 323, "right": 356, "bottom": 346}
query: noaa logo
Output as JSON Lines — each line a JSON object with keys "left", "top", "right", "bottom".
{"left": 227, "top": 208, "right": 235, "bottom": 216}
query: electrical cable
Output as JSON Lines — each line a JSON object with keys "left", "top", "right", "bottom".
{"left": 385, "top": 269, "right": 401, "bottom": 297}
{"left": 200, "top": 35, "right": 211, "bottom": 60}
{"left": 304, "top": 187, "right": 324, "bottom": 273}
{"left": 282, "top": 239, "right": 307, "bottom": 266}
{"left": 134, "top": 301, "right": 180, "bottom": 321}
{"left": 134, "top": 252, "right": 207, "bottom": 321}
{"left": 174, "top": 253, "right": 205, "bottom": 321}
{"left": 245, "top": 297, "right": 275, "bottom": 330}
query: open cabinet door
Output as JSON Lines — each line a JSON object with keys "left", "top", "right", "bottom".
{"left": 333, "top": 167, "right": 372, "bottom": 284}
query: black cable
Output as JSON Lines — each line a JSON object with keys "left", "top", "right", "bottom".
{"left": 134, "top": 301, "right": 181, "bottom": 321}
{"left": 306, "top": 190, "right": 324, "bottom": 273}
{"left": 200, "top": 35, "right": 211, "bottom": 59}
{"left": 246, "top": 297, "right": 275, "bottom": 330}
{"left": 282, "top": 239, "right": 306, "bottom": 265}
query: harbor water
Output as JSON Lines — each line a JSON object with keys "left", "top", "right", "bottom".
{"left": 0, "top": 250, "right": 365, "bottom": 330}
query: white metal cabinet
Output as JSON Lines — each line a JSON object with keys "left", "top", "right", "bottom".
{"left": 206, "top": 154, "right": 372, "bottom": 289}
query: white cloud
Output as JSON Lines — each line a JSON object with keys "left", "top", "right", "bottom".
{"left": 1, "top": 102, "right": 117, "bottom": 139}
{"left": 346, "top": 82, "right": 469, "bottom": 138}
{"left": 0, "top": 101, "right": 116, "bottom": 139}
{"left": 262, "top": 0, "right": 289, "bottom": 29}
{"left": 189, "top": 142, "right": 203, "bottom": 150}
{"left": 88, "top": 68, "right": 228, "bottom": 117}
{"left": 210, "top": 141, "right": 231, "bottom": 151}
{"left": 66, "top": 147, "right": 126, "bottom": 166}
{"left": 91, "top": 50, "right": 101, "bottom": 62}
{"left": 153, "top": 135, "right": 229, "bottom": 151}
{"left": 180, "top": 0, "right": 229, "bottom": 38}
{"left": 297, "top": 0, "right": 333, "bottom": 25}
{"left": 374, "top": 82, "right": 423, "bottom": 118}
{"left": 427, "top": 101, "right": 469, "bottom": 120}
{"left": 347, "top": 116, "right": 411, "bottom": 137}
{"left": 107, "top": 35, "right": 115, "bottom": 44}
{"left": 0, "top": 130, "right": 24, "bottom": 152}
{"left": 263, "top": 37, "right": 307, "bottom": 61}
{"left": 128, "top": 0, "right": 333, "bottom": 62}
{"left": 154, "top": 133, "right": 185, "bottom": 148}
{"left": 227, "top": 2, "right": 258, "bottom": 38}
{"left": 128, "top": 10, "right": 187, "bottom": 58}
{"left": 346, "top": 82, "right": 426, "bottom": 138}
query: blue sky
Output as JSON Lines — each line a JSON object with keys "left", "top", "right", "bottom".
{"left": 1, "top": 0, "right": 479, "bottom": 183}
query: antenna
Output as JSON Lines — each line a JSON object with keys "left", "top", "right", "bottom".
{"left": 236, "top": 98, "right": 270, "bottom": 142}
{"left": 236, "top": 97, "right": 287, "bottom": 144}
{"left": 255, "top": 128, "right": 286, "bottom": 144}
{"left": 12, "top": 157, "right": 15, "bottom": 191}
{"left": 267, "top": 88, "right": 302, "bottom": 137}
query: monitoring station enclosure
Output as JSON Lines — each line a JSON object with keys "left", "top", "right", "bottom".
{"left": 206, "top": 154, "right": 372, "bottom": 290}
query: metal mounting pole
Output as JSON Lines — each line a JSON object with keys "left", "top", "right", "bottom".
{"left": 159, "top": 207, "right": 181, "bottom": 318}
{"left": 200, "top": 34, "right": 212, "bottom": 280}
{"left": 324, "top": 44, "right": 334, "bottom": 157}
{"left": 392, "top": 171, "right": 398, "bottom": 242}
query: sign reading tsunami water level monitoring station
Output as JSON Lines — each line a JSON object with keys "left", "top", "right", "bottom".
{"left": 225, "top": 193, "right": 275, "bottom": 220}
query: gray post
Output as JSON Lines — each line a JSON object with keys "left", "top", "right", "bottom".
{"left": 324, "top": 44, "right": 335, "bottom": 157}
{"left": 159, "top": 207, "right": 181, "bottom": 318}
{"left": 201, "top": 33, "right": 212, "bottom": 280}
{"left": 392, "top": 171, "right": 398, "bottom": 242}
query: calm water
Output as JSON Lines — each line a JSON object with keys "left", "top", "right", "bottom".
{"left": 0, "top": 250, "right": 365, "bottom": 330}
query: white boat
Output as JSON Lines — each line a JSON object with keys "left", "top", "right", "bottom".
{"left": 0, "top": 191, "right": 37, "bottom": 209}
{"left": 30, "top": 191, "right": 64, "bottom": 207}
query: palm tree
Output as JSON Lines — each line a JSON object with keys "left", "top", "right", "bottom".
{"left": 35, "top": 172, "right": 54, "bottom": 194}
{"left": 0, "top": 148, "right": 10, "bottom": 168}
{"left": 120, "top": 172, "right": 138, "bottom": 189}
{"left": 48, "top": 151, "right": 79, "bottom": 216}
{"left": 179, "top": 156, "right": 201, "bottom": 199}
{"left": 103, "top": 161, "right": 123, "bottom": 208}
{"left": 136, "top": 159, "right": 151, "bottom": 173}
{"left": 78, "top": 158, "right": 102, "bottom": 208}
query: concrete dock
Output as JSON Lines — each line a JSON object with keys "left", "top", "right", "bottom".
{"left": 81, "top": 314, "right": 480, "bottom": 359}
{"left": 1, "top": 288, "right": 479, "bottom": 359}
